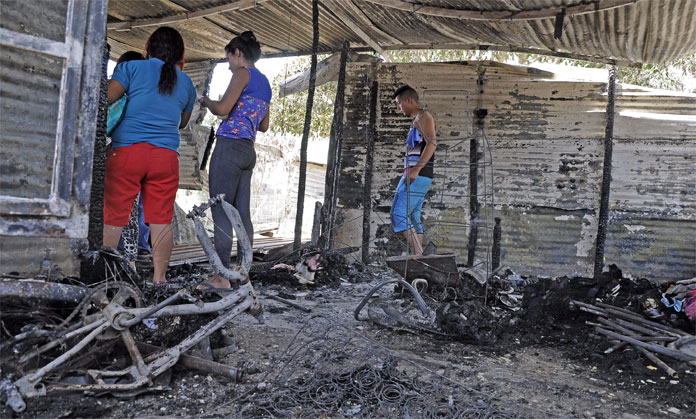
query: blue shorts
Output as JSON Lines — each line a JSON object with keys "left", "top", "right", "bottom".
{"left": 390, "top": 175, "right": 433, "bottom": 234}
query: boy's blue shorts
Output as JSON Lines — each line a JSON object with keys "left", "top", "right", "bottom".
{"left": 390, "top": 175, "right": 432, "bottom": 234}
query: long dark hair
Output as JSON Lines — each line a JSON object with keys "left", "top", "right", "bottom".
{"left": 145, "top": 27, "right": 185, "bottom": 94}
{"left": 116, "top": 50, "right": 143, "bottom": 66}
{"left": 225, "top": 31, "right": 261, "bottom": 63}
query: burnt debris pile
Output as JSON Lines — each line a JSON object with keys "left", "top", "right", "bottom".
{"left": 373, "top": 262, "right": 695, "bottom": 380}
{"left": 250, "top": 245, "right": 365, "bottom": 288}
{"left": 231, "top": 315, "right": 533, "bottom": 418}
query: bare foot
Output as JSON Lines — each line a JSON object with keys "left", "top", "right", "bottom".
{"left": 197, "top": 274, "right": 230, "bottom": 290}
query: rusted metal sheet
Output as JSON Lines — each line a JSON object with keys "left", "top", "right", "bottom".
{"left": 287, "top": 162, "right": 327, "bottom": 237}
{"left": 354, "top": 0, "right": 696, "bottom": 65}
{"left": 0, "top": 0, "right": 108, "bottom": 238}
{"left": 140, "top": 236, "right": 295, "bottom": 267}
{"left": 0, "top": 0, "right": 68, "bottom": 43}
{"left": 106, "top": 0, "right": 361, "bottom": 62}
{"left": 336, "top": 61, "right": 695, "bottom": 280}
{"left": 178, "top": 60, "right": 215, "bottom": 190}
{"left": 106, "top": 1, "right": 695, "bottom": 65}
{"left": 0, "top": 47, "right": 63, "bottom": 200}
{"left": 605, "top": 213, "right": 696, "bottom": 281}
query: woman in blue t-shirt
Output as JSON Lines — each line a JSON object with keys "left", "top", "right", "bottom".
{"left": 105, "top": 27, "right": 196, "bottom": 285}
{"left": 200, "top": 31, "right": 271, "bottom": 290}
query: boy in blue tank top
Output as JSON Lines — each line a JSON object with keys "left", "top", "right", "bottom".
{"left": 390, "top": 85, "right": 437, "bottom": 256}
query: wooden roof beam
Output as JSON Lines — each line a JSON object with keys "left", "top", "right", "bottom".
{"left": 320, "top": 0, "right": 392, "bottom": 60}
{"left": 107, "top": 0, "right": 270, "bottom": 31}
{"left": 279, "top": 51, "right": 380, "bottom": 97}
{"left": 364, "top": 0, "right": 642, "bottom": 21}
{"left": 382, "top": 43, "right": 641, "bottom": 67}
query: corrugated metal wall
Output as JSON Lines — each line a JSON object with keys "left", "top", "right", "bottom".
{"left": 335, "top": 61, "right": 696, "bottom": 281}
{"left": 0, "top": 0, "right": 108, "bottom": 274}
{"left": 0, "top": 46, "right": 63, "bottom": 199}
{"left": 179, "top": 60, "right": 215, "bottom": 190}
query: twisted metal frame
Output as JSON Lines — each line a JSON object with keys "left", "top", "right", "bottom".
{"left": 3, "top": 195, "right": 260, "bottom": 413}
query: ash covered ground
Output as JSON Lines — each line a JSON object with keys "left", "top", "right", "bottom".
{"left": 1, "top": 250, "right": 694, "bottom": 418}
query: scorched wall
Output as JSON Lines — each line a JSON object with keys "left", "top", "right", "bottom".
{"left": 334, "top": 61, "right": 695, "bottom": 281}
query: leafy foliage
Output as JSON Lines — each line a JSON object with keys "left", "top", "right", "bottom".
{"left": 269, "top": 56, "right": 336, "bottom": 138}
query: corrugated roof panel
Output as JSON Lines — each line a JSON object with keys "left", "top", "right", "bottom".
{"left": 106, "top": 0, "right": 696, "bottom": 64}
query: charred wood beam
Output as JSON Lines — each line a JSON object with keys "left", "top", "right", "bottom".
{"left": 586, "top": 319, "right": 679, "bottom": 377}
{"left": 467, "top": 73, "right": 486, "bottom": 266}
{"left": 594, "top": 66, "right": 616, "bottom": 278}
{"left": 279, "top": 50, "right": 377, "bottom": 98}
{"left": 86, "top": 40, "right": 109, "bottom": 250}
{"left": 136, "top": 341, "right": 243, "bottom": 381}
{"left": 362, "top": 79, "right": 379, "bottom": 264}
{"left": 572, "top": 300, "right": 687, "bottom": 337}
{"left": 311, "top": 201, "right": 322, "bottom": 245}
{"left": 364, "top": 0, "right": 640, "bottom": 21}
{"left": 320, "top": 41, "right": 349, "bottom": 250}
{"left": 107, "top": 0, "right": 270, "bottom": 31}
{"left": 294, "top": 0, "right": 319, "bottom": 250}
{"left": 595, "top": 327, "right": 696, "bottom": 364}
{"left": 200, "top": 125, "right": 215, "bottom": 171}
{"left": 492, "top": 217, "right": 501, "bottom": 270}
{"left": 320, "top": 0, "right": 393, "bottom": 60}
{"left": 0, "top": 279, "right": 88, "bottom": 303}
{"left": 262, "top": 44, "right": 640, "bottom": 67}
{"left": 466, "top": 131, "right": 479, "bottom": 267}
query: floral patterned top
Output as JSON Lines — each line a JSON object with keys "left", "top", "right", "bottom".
{"left": 216, "top": 67, "right": 272, "bottom": 142}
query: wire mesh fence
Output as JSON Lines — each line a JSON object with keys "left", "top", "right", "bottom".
{"left": 224, "top": 314, "right": 546, "bottom": 418}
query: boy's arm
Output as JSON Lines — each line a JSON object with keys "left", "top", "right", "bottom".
{"left": 408, "top": 111, "right": 437, "bottom": 181}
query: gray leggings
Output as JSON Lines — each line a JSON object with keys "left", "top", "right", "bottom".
{"left": 209, "top": 137, "right": 256, "bottom": 268}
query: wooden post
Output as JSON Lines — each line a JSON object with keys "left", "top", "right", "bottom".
{"left": 594, "top": 65, "right": 617, "bottom": 278}
{"left": 492, "top": 217, "right": 501, "bottom": 270}
{"left": 320, "top": 41, "right": 349, "bottom": 249}
{"left": 311, "top": 201, "right": 322, "bottom": 245}
{"left": 85, "top": 40, "right": 110, "bottom": 251}
{"left": 293, "top": 0, "right": 319, "bottom": 250}
{"left": 362, "top": 79, "right": 378, "bottom": 264}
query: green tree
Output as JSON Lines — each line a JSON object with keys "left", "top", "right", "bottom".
{"left": 269, "top": 56, "right": 336, "bottom": 138}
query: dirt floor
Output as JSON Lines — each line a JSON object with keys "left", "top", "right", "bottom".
{"left": 1, "top": 255, "right": 694, "bottom": 418}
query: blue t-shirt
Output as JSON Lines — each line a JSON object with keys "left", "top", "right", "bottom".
{"left": 111, "top": 58, "right": 196, "bottom": 152}
{"left": 216, "top": 67, "right": 272, "bottom": 142}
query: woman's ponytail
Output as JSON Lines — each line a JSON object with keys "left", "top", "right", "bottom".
{"left": 158, "top": 61, "right": 177, "bottom": 95}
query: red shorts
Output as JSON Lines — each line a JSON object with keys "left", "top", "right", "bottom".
{"left": 104, "top": 143, "right": 179, "bottom": 226}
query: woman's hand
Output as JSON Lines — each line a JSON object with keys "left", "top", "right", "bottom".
{"left": 198, "top": 96, "right": 208, "bottom": 109}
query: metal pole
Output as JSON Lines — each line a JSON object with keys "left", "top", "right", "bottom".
{"left": 293, "top": 0, "right": 319, "bottom": 250}
{"left": 593, "top": 65, "right": 617, "bottom": 278}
